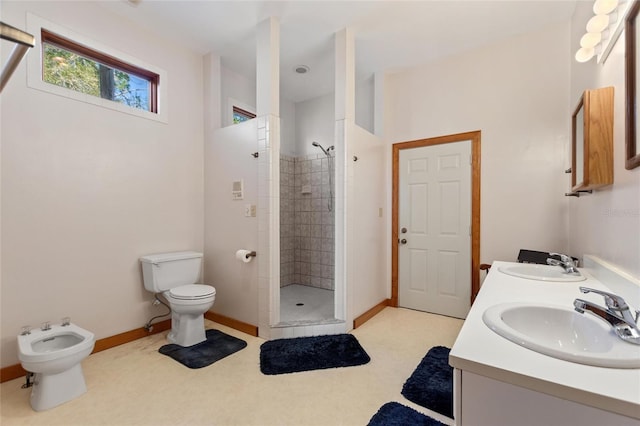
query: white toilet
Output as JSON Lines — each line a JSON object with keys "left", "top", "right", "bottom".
{"left": 17, "top": 321, "right": 95, "bottom": 411}
{"left": 140, "top": 251, "right": 216, "bottom": 347}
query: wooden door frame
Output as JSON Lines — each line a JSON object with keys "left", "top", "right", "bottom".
{"left": 391, "top": 130, "right": 481, "bottom": 307}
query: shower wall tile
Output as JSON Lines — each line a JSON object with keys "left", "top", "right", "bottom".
{"left": 279, "top": 153, "right": 296, "bottom": 288}
{"left": 280, "top": 152, "right": 335, "bottom": 291}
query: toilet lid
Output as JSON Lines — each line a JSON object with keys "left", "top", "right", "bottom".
{"left": 169, "top": 284, "right": 216, "bottom": 300}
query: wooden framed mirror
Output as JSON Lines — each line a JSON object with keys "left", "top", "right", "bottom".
{"left": 571, "top": 87, "right": 614, "bottom": 191}
{"left": 626, "top": 0, "right": 640, "bottom": 170}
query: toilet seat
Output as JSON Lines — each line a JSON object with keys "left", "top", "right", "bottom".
{"left": 168, "top": 284, "right": 216, "bottom": 300}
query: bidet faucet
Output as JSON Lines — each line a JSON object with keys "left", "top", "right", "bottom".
{"left": 574, "top": 287, "right": 640, "bottom": 345}
{"left": 547, "top": 253, "right": 580, "bottom": 275}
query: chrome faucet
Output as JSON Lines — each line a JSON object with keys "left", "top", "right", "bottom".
{"left": 573, "top": 286, "right": 640, "bottom": 345}
{"left": 547, "top": 253, "right": 580, "bottom": 275}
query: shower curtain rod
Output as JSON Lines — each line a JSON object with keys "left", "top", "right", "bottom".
{"left": 0, "top": 21, "right": 35, "bottom": 93}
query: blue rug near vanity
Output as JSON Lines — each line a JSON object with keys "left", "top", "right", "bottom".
{"left": 367, "top": 402, "right": 446, "bottom": 426}
{"left": 159, "top": 329, "right": 247, "bottom": 369}
{"left": 401, "top": 346, "right": 454, "bottom": 419}
{"left": 260, "top": 334, "right": 370, "bottom": 375}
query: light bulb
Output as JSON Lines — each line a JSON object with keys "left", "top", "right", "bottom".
{"left": 575, "top": 47, "right": 596, "bottom": 63}
{"left": 593, "top": 0, "right": 618, "bottom": 15}
{"left": 586, "top": 14, "right": 610, "bottom": 33}
{"left": 580, "top": 32, "right": 602, "bottom": 48}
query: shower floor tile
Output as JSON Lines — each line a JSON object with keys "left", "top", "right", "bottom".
{"left": 280, "top": 284, "right": 334, "bottom": 323}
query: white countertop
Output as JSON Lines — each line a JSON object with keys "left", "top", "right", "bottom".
{"left": 449, "top": 261, "right": 640, "bottom": 420}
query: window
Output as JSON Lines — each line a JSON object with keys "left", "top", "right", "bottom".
{"left": 233, "top": 106, "right": 256, "bottom": 124}
{"left": 41, "top": 29, "right": 159, "bottom": 113}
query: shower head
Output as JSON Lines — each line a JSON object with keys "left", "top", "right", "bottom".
{"left": 312, "top": 141, "right": 332, "bottom": 157}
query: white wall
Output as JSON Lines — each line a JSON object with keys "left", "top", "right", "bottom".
{"left": 295, "top": 92, "right": 335, "bottom": 157}
{"left": 221, "top": 66, "right": 256, "bottom": 127}
{"left": 280, "top": 96, "right": 296, "bottom": 156}
{"left": 1, "top": 1, "right": 204, "bottom": 367}
{"left": 385, "top": 22, "right": 572, "bottom": 267}
{"left": 349, "top": 124, "right": 387, "bottom": 316}
{"left": 204, "top": 121, "right": 259, "bottom": 325}
{"left": 568, "top": 2, "right": 640, "bottom": 279}
{"left": 355, "top": 75, "right": 375, "bottom": 134}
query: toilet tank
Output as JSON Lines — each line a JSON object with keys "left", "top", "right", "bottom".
{"left": 139, "top": 251, "right": 203, "bottom": 293}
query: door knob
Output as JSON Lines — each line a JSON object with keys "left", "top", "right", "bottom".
{"left": 400, "top": 238, "right": 407, "bottom": 245}
{"left": 401, "top": 227, "right": 407, "bottom": 234}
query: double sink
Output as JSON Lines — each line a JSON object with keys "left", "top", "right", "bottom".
{"left": 482, "top": 264, "right": 640, "bottom": 369}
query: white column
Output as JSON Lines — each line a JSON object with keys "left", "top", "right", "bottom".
{"left": 256, "top": 17, "right": 281, "bottom": 338}
{"left": 256, "top": 17, "right": 280, "bottom": 117}
{"left": 334, "top": 28, "right": 355, "bottom": 121}
{"left": 334, "top": 28, "right": 356, "bottom": 327}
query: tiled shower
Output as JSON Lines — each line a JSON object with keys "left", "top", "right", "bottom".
{"left": 280, "top": 153, "right": 335, "bottom": 291}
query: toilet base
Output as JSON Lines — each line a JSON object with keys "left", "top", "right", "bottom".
{"left": 168, "top": 312, "right": 207, "bottom": 347}
{"left": 30, "top": 363, "right": 87, "bottom": 411}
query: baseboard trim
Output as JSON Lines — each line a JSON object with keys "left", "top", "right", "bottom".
{"left": 0, "top": 364, "right": 28, "bottom": 385}
{"left": 1, "top": 319, "right": 172, "bottom": 384}
{"left": 1, "top": 313, "right": 258, "bottom": 384}
{"left": 205, "top": 311, "right": 258, "bottom": 337}
{"left": 93, "top": 319, "right": 172, "bottom": 353}
{"left": 353, "top": 299, "right": 391, "bottom": 329}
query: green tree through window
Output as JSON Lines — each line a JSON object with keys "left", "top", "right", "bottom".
{"left": 41, "top": 29, "right": 158, "bottom": 113}
{"left": 233, "top": 106, "right": 256, "bottom": 124}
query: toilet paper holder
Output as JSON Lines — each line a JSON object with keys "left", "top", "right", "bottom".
{"left": 245, "top": 251, "right": 257, "bottom": 259}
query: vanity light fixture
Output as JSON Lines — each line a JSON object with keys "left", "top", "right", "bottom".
{"left": 580, "top": 32, "right": 603, "bottom": 48}
{"left": 586, "top": 14, "right": 610, "bottom": 33}
{"left": 575, "top": 47, "right": 596, "bottom": 63}
{"left": 575, "top": 0, "right": 633, "bottom": 64}
{"left": 593, "top": 0, "right": 619, "bottom": 15}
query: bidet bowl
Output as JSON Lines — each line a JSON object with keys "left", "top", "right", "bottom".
{"left": 498, "top": 264, "right": 586, "bottom": 282}
{"left": 18, "top": 323, "right": 95, "bottom": 374}
{"left": 482, "top": 302, "right": 640, "bottom": 368}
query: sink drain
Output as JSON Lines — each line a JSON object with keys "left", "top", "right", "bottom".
{"left": 296, "top": 303, "right": 304, "bottom": 306}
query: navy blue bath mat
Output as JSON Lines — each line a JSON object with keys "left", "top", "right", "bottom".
{"left": 368, "top": 402, "right": 446, "bottom": 426}
{"left": 159, "top": 329, "right": 247, "bottom": 369}
{"left": 401, "top": 346, "right": 453, "bottom": 419}
{"left": 260, "top": 333, "right": 370, "bottom": 375}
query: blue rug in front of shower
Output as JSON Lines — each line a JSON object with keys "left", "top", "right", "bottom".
{"left": 159, "top": 329, "right": 247, "bottom": 369}
{"left": 260, "top": 334, "right": 370, "bottom": 375}
{"left": 367, "top": 402, "right": 446, "bottom": 426}
{"left": 401, "top": 346, "right": 453, "bottom": 419}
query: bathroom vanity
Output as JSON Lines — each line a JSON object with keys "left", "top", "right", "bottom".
{"left": 449, "top": 257, "right": 640, "bottom": 426}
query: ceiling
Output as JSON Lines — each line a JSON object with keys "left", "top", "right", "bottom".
{"left": 99, "top": 0, "right": 577, "bottom": 103}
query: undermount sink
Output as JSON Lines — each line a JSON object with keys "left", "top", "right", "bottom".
{"left": 483, "top": 302, "right": 640, "bottom": 368}
{"left": 498, "top": 264, "right": 586, "bottom": 282}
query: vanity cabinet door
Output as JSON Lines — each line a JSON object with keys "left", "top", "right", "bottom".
{"left": 456, "top": 370, "right": 640, "bottom": 426}
{"left": 571, "top": 86, "right": 614, "bottom": 191}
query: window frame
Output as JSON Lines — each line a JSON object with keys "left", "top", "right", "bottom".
{"left": 233, "top": 105, "right": 256, "bottom": 123}
{"left": 26, "top": 13, "right": 168, "bottom": 123}
{"left": 41, "top": 29, "right": 159, "bottom": 113}
{"left": 226, "top": 97, "right": 256, "bottom": 126}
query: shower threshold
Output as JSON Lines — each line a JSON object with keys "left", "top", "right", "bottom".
{"left": 273, "top": 318, "right": 344, "bottom": 328}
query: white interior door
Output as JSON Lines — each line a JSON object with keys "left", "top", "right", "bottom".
{"left": 398, "top": 140, "right": 471, "bottom": 319}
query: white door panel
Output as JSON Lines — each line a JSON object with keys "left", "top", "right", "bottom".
{"left": 399, "top": 141, "right": 471, "bottom": 318}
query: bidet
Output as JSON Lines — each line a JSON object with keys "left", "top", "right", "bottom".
{"left": 18, "top": 321, "right": 95, "bottom": 411}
